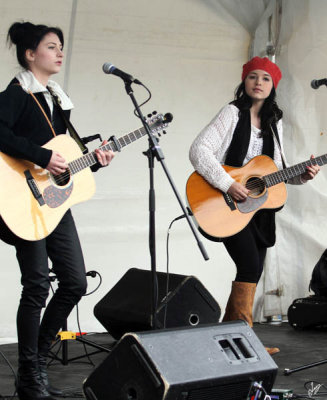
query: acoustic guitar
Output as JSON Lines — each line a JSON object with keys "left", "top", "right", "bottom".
{"left": 186, "top": 154, "right": 326, "bottom": 241}
{"left": 0, "top": 113, "right": 171, "bottom": 241}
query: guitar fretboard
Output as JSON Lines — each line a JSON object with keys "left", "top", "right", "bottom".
{"left": 264, "top": 154, "right": 327, "bottom": 187}
{"left": 68, "top": 126, "right": 147, "bottom": 175}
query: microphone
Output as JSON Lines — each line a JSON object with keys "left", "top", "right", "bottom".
{"left": 102, "top": 63, "right": 141, "bottom": 84}
{"left": 311, "top": 78, "right": 327, "bottom": 89}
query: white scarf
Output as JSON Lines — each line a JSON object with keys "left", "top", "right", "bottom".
{"left": 15, "top": 70, "right": 74, "bottom": 111}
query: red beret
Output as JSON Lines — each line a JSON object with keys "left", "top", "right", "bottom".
{"left": 242, "top": 56, "right": 282, "bottom": 88}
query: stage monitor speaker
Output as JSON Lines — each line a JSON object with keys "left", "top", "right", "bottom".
{"left": 94, "top": 268, "right": 221, "bottom": 339}
{"left": 83, "top": 321, "right": 278, "bottom": 400}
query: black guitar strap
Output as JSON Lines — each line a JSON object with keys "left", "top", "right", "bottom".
{"left": 270, "top": 124, "right": 287, "bottom": 169}
{"left": 47, "top": 86, "right": 88, "bottom": 154}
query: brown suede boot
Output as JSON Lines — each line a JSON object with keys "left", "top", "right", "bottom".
{"left": 222, "top": 281, "right": 280, "bottom": 355}
{"left": 222, "top": 281, "right": 257, "bottom": 327}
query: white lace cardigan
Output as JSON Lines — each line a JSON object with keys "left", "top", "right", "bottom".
{"left": 189, "top": 104, "right": 303, "bottom": 193}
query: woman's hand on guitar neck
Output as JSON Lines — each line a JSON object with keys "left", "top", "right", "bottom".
{"left": 227, "top": 181, "right": 249, "bottom": 202}
{"left": 301, "top": 154, "right": 320, "bottom": 182}
{"left": 95, "top": 140, "right": 115, "bottom": 167}
{"left": 46, "top": 151, "right": 68, "bottom": 175}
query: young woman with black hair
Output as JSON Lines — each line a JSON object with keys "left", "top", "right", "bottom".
{"left": 0, "top": 21, "right": 114, "bottom": 400}
{"left": 189, "top": 57, "right": 320, "bottom": 355}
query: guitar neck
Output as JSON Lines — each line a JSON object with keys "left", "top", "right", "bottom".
{"left": 68, "top": 126, "right": 147, "bottom": 175}
{"left": 264, "top": 154, "right": 327, "bottom": 187}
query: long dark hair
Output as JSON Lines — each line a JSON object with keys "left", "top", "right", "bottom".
{"left": 7, "top": 21, "right": 64, "bottom": 69}
{"left": 231, "top": 81, "right": 283, "bottom": 136}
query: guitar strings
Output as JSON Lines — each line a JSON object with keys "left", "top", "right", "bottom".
{"left": 246, "top": 181, "right": 265, "bottom": 190}
{"left": 245, "top": 179, "right": 266, "bottom": 191}
{"left": 47, "top": 145, "right": 321, "bottom": 189}
{"left": 50, "top": 169, "right": 72, "bottom": 185}
{"left": 45, "top": 119, "right": 165, "bottom": 186}
{"left": 52, "top": 149, "right": 105, "bottom": 185}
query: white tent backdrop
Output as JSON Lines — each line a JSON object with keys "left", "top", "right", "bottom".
{"left": 0, "top": 0, "right": 326, "bottom": 341}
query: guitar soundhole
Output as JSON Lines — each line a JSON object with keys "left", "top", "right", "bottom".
{"left": 52, "top": 170, "right": 71, "bottom": 187}
{"left": 246, "top": 177, "right": 266, "bottom": 197}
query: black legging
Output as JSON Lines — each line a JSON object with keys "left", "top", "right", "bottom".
{"left": 223, "top": 221, "right": 267, "bottom": 284}
{"left": 0, "top": 210, "right": 87, "bottom": 365}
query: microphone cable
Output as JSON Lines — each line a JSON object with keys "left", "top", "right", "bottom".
{"left": 162, "top": 213, "right": 188, "bottom": 328}
{"left": 73, "top": 269, "right": 104, "bottom": 367}
{"left": 133, "top": 81, "right": 152, "bottom": 119}
{"left": 83, "top": 270, "right": 103, "bottom": 297}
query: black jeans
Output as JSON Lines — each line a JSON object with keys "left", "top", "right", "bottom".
{"left": 0, "top": 210, "right": 87, "bottom": 365}
{"left": 223, "top": 220, "right": 267, "bottom": 284}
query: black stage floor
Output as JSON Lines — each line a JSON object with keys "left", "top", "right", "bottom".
{"left": 0, "top": 323, "right": 326, "bottom": 399}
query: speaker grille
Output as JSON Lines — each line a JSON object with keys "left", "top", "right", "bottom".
{"left": 187, "top": 380, "right": 252, "bottom": 400}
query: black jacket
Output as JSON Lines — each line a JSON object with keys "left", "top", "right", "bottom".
{"left": 0, "top": 78, "right": 70, "bottom": 168}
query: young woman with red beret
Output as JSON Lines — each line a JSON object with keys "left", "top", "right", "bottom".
{"left": 189, "top": 57, "right": 320, "bottom": 355}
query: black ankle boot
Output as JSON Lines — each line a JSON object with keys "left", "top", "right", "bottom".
{"left": 38, "top": 355, "right": 64, "bottom": 396}
{"left": 16, "top": 363, "right": 56, "bottom": 400}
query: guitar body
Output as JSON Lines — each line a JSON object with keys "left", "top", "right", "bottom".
{"left": 0, "top": 135, "right": 95, "bottom": 241}
{"left": 186, "top": 155, "right": 288, "bottom": 240}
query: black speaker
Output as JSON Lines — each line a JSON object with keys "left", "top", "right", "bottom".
{"left": 94, "top": 268, "right": 221, "bottom": 339}
{"left": 83, "top": 321, "right": 278, "bottom": 400}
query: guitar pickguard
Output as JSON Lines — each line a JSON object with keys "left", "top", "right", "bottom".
{"left": 43, "top": 182, "right": 74, "bottom": 208}
{"left": 237, "top": 191, "right": 268, "bottom": 213}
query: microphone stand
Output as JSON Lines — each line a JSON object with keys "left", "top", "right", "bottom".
{"left": 123, "top": 79, "right": 209, "bottom": 329}
{"left": 47, "top": 271, "right": 112, "bottom": 366}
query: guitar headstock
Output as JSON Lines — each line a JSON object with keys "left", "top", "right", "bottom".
{"left": 147, "top": 111, "right": 173, "bottom": 137}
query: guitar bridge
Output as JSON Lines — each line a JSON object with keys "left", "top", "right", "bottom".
{"left": 24, "top": 170, "right": 45, "bottom": 206}
{"left": 223, "top": 192, "right": 236, "bottom": 211}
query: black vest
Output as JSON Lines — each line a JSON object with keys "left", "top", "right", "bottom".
{"left": 225, "top": 108, "right": 279, "bottom": 248}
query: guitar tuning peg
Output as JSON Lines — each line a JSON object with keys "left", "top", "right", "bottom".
{"left": 152, "top": 111, "right": 157, "bottom": 115}
{"left": 163, "top": 130, "right": 166, "bottom": 134}
{"left": 147, "top": 114, "right": 152, "bottom": 118}
{"left": 158, "top": 132, "right": 161, "bottom": 137}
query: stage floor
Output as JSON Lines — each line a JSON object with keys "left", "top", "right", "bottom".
{"left": 0, "top": 322, "right": 326, "bottom": 399}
